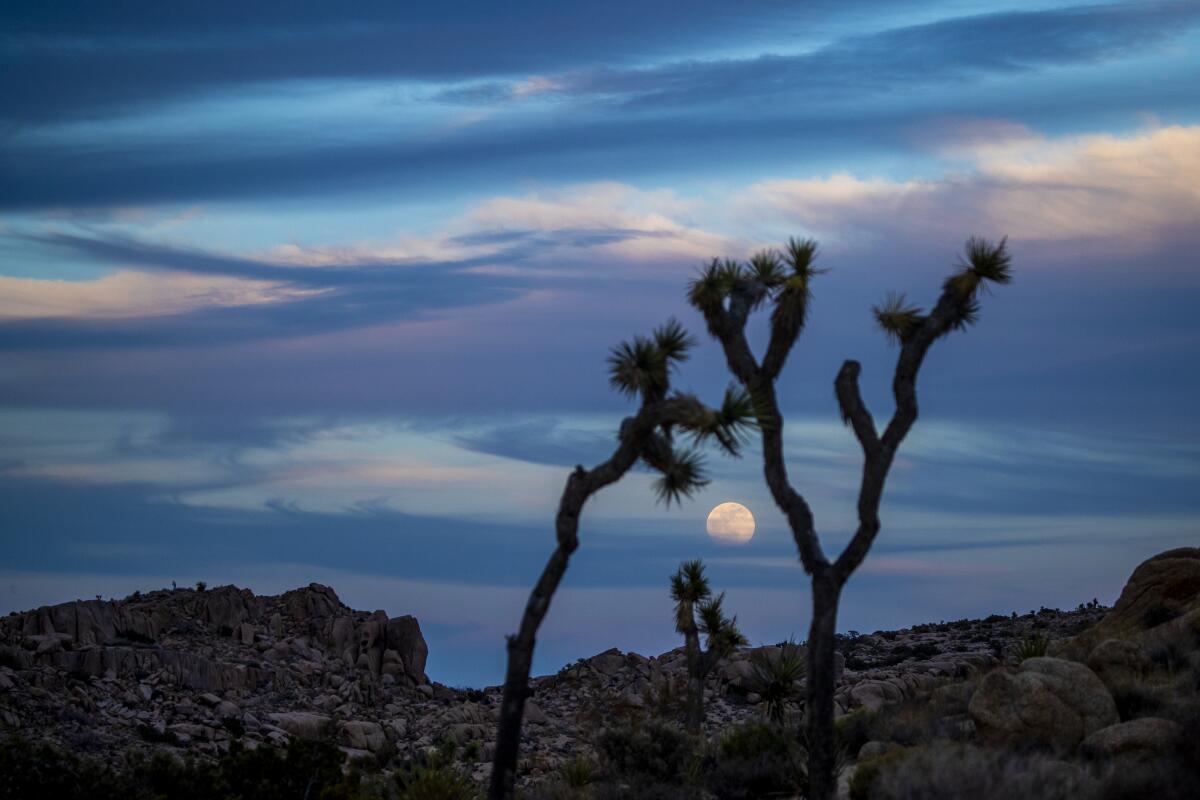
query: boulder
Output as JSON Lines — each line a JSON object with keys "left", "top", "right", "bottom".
{"left": 587, "top": 648, "right": 627, "bottom": 675}
{"left": 1081, "top": 717, "right": 1182, "bottom": 761}
{"left": 1087, "top": 638, "right": 1149, "bottom": 684}
{"left": 1060, "top": 548, "right": 1200, "bottom": 660}
{"left": 850, "top": 680, "right": 904, "bottom": 713}
{"left": 969, "top": 657, "right": 1118, "bottom": 749}
{"left": 269, "top": 712, "right": 332, "bottom": 741}
{"left": 340, "top": 720, "right": 386, "bottom": 752}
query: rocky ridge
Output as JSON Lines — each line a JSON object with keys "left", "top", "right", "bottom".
{"left": 0, "top": 580, "right": 1111, "bottom": 786}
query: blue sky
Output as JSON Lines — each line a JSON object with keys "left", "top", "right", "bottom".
{"left": 2, "top": 1, "right": 1199, "bottom": 686}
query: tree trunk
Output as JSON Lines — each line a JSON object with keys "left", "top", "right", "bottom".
{"left": 489, "top": 546, "right": 572, "bottom": 800}
{"left": 804, "top": 570, "right": 842, "bottom": 800}
{"left": 682, "top": 620, "right": 704, "bottom": 734}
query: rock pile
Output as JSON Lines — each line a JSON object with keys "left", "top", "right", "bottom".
{"left": 0, "top": 580, "right": 1111, "bottom": 786}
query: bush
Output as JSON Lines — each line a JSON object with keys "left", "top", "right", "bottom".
{"left": 596, "top": 719, "right": 694, "bottom": 785}
{"left": 856, "top": 743, "right": 1098, "bottom": 800}
{"left": 746, "top": 641, "right": 806, "bottom": 724}
{"left": 1015, "top": 635, "right": 1048, "bottom": 661}
{"left": 836, "top": 708, "right": 875, "bottom": 757}
{"left": 393, "top": 752, "right": 476, "bottom": 800}
{"left": 558, "top": 756, "right": 597, "bottom": 788}
{"left": 705, "top": 720, "right": 806, "bottom": 799}
{"left": 0, "top": 735, "right": 381, "bottom": 800}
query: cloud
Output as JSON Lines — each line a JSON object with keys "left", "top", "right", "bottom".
{"left": 444, "top": 2, "right": 1200, "bottom": 109}
{"left": 738, "top": 124, "right": 1200, "bottom": 249}
{"left": 0, "top": 269, "right": 318, "bottom": 320}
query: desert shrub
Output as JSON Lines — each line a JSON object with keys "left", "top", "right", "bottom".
{"left": 0, "top": 735, "right": 379, "bottom": 800}
{"left": 558, "top": 756, "right": 597, "bottom": 788}
{"left": 596, "top": 719, "right": 694, "bottom": 785}
{"left": 393, "top": 754, "right": 476, "bottom": 800}
{"left": 195, "top": 581, "right": 207, "bottom": 593}
{"left": 836, "top": 708, "right": 876, "bottom": 756}
{"left": 849, "top": 746, "right": 914, "bottom": 800}
{"left": 746, "top": 642, "right": 806, "bottom": 724}
{"left": 861, "top": 695, "right": 968, "bottom": 748}
{"left": 1015, "top": 634, "right": 1048, "bottom": 661}
{"left": 705, "top": 720, "right": 806, "bottom": 799}
{"left": 859, "top": 743, "right": 1099, "bottom": 800}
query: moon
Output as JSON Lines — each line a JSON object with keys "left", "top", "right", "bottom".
{"left": 706, "top": 502, "right": 755, "bottom": 544}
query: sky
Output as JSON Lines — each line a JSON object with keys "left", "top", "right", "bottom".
{"left": 2, "top": 1, "right": 1199, "bottom": 687}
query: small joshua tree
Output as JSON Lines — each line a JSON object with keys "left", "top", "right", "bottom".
{"left": 489, "top": 320, "right": 755, "bottom": 800}
{"left": 688, "top": 236, "right": 1012, "bottom": 800}
{"left": 671, "top": 559, "right": 747, "bottom": 733}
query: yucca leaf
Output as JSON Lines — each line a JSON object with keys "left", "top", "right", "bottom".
{"left": 961, "top": 235, "right": 1012, "bottom": 285}
{"left": 653, "top": 317, "right": 695, "bottom": 364}
{"left": 652, "top": 448, "right": 708, "bottom": 507}
{"left": 607, "top": 336, "right": 667, "bottom": 399}
{"left": 749, "top": 250, "right": 786, "bottom": 289}
{"left": 687, "top": 259, "right": 731, "bottom": 312}
{"left": 784, "top": 237, "right": 819, "bottom": 275}
{"left": 873, "top": 292, "right": 924, "bottom": 345}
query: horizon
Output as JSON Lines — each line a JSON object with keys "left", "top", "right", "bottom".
{"left": 2, "top": 1, "right": 1199, "bottom": 688}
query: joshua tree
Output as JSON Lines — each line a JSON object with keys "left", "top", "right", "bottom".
{"left": 687, "top": 236, "right": 1012, "bottom": 800}
{"left": 670, "top": 559, "right": 747, "bottom": 733}
{"left": 489, "top": 320, "right": 755, "bottom": 800}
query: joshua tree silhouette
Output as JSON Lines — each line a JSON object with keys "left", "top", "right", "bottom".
{"left": 671, "top": 559, "right": 747, "bottom": 734}
{"left": 687, "top": 236, "right": 1012, "bottom": 799}
{"left": 489, "top": 320, "right": 755, "bottom": 800}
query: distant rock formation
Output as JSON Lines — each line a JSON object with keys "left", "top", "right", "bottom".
{"left": 1, "top": 582, "right": 428, "bottom": 692}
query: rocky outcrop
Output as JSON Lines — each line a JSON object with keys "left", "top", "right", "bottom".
{"left": 969, "top": 657, "right": 1118, "bottom": 749}
{"left": 1059, "top": 548, "right": 1200, "bottom": 662}
{"left": 0, "top": 583, "right": 428, "bottom": 692}
{"left": 0, "top": 581, "right": 1111, "bottom": 787}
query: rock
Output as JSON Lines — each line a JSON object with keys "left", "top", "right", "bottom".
{"left": 446, "top": 723, "right": 488, "bottom": 744}
{"left": 268, "top": 712, "right": 332, "bottom": 741}
{"left": 969, "top": 657, "right": 1118, "bottom": 749}
{"left": 587, "top": 648, "right": 626, "bottom": 675}
{"left": 1087, "top": 639, "right": 1149, "bottom": 683}
{"left": 718, "top": 659, "right": 756, "bottom": 689}
{"left": 214, "top": 701, "right": 240, "bottom": 719}
{"left": 340, "top": 720, "right": 386, "bottom": 752}
{"left": 416, "top": 684, "right": 434, "bottom": 698}
{"left": 1081, "top": 717, "right": 1182, "bottom": 760}
{"left": 524, "top": 701, "right": 548, "bottom": 725}
{"left": 850, "top": 680, "right": 904, "bottom": 713}
{"left": 1060, "top": 548, "right": 1200, "bottom": 660}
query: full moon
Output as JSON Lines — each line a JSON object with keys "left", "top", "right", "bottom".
{"left": 706, "top": 502, "right": 755, "bottom": 544}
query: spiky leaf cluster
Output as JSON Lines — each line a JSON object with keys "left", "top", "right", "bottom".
{"left": 873, "top": 292, "right": 924, "bottom": 345}
{"left": 686, "top": 238, "right": 825, "bottom": 350}
{"left": 653, "top": 448, "right": 708, "bottom": 508}
{"left": 606, "top": 317, "right": 693, "bottom": 402}
{"left": 671, "top": 559, "right": 711, "bottom": 632}
{"left": 675, "top": 385, "right": 756, "bottom": 457}
{"left": 941, "top": 236, "right": 1012, "bottom": 334}
{"left": 749, "top": 640, "right": 807, "bottom": 725}
{"left": 698, "top": 592, "right": 748, "bottom": 656}
{"left": 874, "top": 236, "right": 1012, "bottom": 346}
